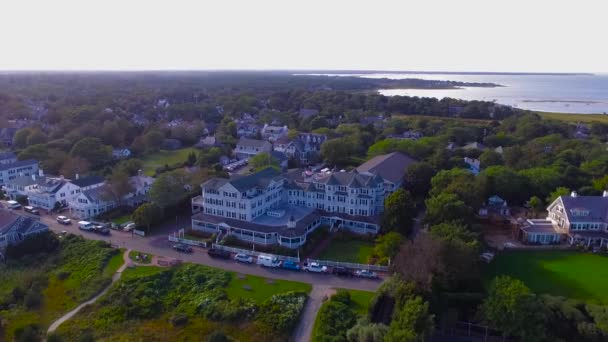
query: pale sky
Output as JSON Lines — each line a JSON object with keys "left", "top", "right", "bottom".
{"left": 1, "top": 0, "right": 607, "bottom": 72}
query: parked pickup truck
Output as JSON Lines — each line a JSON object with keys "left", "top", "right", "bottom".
{"left": 207, "top": 248, "right": 231, "bottom": 259}
{"left": 302, "top": 262, "right": 328, "bottom": 273}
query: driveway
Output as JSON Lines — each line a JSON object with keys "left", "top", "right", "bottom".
{"left": 38, "top": 213, "right": 382, "bottom": 292}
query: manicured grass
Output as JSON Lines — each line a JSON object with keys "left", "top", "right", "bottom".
{"left": 347, "top": 289, "right": 375, "bottom": 315}
{"left": 537, "top": 111, "right": 608, "bottom": 123}
{"left": 128, "top": 250, "right": 153, "bottom": 264}
{"left": 112, "top": 214, "right": 132, "bottom": 225}
{"left": 121, "top": 265, "right": 166, "bottom": 280}
{"left": 226, "top": 273, "right": 312, "bottom": 304}
{"left": 317, "top": 239, "right": 375, "bottom": 264}
{"left": 103, "top": 249, "right": 126, "bottom": 277}
{"left": 141, "top": 147, "right": 197, "bottom": 176}
{"left": 484, "top": 251, "right": 608, "bottom": 304}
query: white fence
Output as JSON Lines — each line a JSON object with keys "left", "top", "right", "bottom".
{"left": 169, "top": 236, "right": 207, "bottom": 248}
{"left": 211, "top": 243, "right": 300, "bottom": 262}
{"left": 306, "top": 258, "right": 389, "bottom": 272}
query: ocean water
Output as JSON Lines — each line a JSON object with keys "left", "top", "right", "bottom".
{"left": 320, "top": 73, "right": 608, "bottom": 114}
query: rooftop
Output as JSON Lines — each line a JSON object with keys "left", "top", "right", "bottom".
{"left": 0, "top": 159, "right": 37, "bottom": 172}
{"left": 71, "top": 175, "right": 104, "bottom": 188}
{"left": 356, "top": 152, "right": 417, "bottom": 184}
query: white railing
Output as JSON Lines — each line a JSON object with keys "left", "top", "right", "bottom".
{"left": 211, "top": 243, "right": 300, "bottom": 262}
{"left": 169, "top": 235, "right": 207, "bottom": 248}
{"left": 306, "top": 258, "right": 389, "bottom": 272}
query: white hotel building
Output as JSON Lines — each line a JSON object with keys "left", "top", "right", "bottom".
{"left": 191, "top": 167, "right": 386, "bottom": 249}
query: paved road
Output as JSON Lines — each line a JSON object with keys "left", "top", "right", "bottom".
{"left": 39, "top": 214, "right": 382, "bottom": 292}
{"left": 47, "top": 250, "right": 129, "bottom": 334}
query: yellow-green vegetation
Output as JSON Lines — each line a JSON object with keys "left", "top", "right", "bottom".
{"left": 111, "top": 214, "right": 132, "bottom": 225}
{"left": 141, "top": 147, "right": 198, "bottom": 176}
{"left": 0, "top": 235, "right": 121, "bottom": 341}
{"left": 312, "top": 289, "right": 374, "bottom": 342}
{"left": 537, "top": 111, "right": 608, "bottom": 123}
{"left": 55, "top": 264, "right": 311, "bottom": 341}
{"left": 128, "top": 250, "right": 153, "bottom": 264}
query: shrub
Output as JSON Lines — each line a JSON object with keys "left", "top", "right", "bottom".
{"left": 57, "top": 271, "right": 71, "bottom": 280}
{"left": 24, "top": 290, "right": 42, "bottom": 309}
{"left": 12, "top": 286, "right": 26, "bottom": 302}
{"left": 258, "top": 291, "right": 307, "bottom": 335}
{"left": 208, "top": 331, "right": 229, "bottom": 342}
{"left": 15, "top": 324, "right": 40, "bottom": 342}
{"left": 332, "top": 290, "right": 352, "bottom": 305}
{"left": 314, "top": 300, "right": 357, "bottom": 341}
{"left": 170, "top": 313, "right": 188, "bottom": 327}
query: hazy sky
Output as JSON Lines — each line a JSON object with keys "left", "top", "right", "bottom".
{"left": 2, "top": 0, "right": 606, "bottom": 72}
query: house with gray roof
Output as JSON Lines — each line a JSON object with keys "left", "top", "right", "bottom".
{"left": 356, "top": 152, "right": 417, "bottom": 193}
{"left": 191, "top": 165, "right": 385, "bottom": 249}
{"left": 0, "top": 209, "right": 49, "bottom": 250}
{"left": 0, "top": 152, "right": 17, "bottom": 165}
{"left": 0, "top": 159, "right": 39, "bottom": 186}
{"left": 235, "top": 137, "right": 272, "bottom": 160}
{"left": 521, "top": 191, "right": 608, "bottom": 247}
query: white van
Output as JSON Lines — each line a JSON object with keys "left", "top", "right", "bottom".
{"left": 257, "top": 255, "right": 281, "bottom": 268}
{"left": 7, "top": 200, "right": 21, "bottom": 209}
{"left": 78, "top": 221, "right": 94, "bottom": 230}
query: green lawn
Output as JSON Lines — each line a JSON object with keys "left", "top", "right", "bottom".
{"left": 226, "top": 273, "right": 312, "bottom": 304}
{"left": 141, "top": 147, "right": 197, "bottom": 176}
{"left": 484, "top": 251, "right": 608, "bottom": 304}
{"left": 317, "top": 240, "right": 375, "bottom": 264}
{"left": 347, "top": 289, "right": 375, "bottom": 315}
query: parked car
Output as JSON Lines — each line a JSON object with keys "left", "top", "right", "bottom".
{"left": 281, "top": 260, "right": 301, "bottom": 271}
{"left": 234, "top": 253, "right": 254, "bottom": 264}
{"left": 355, "top": 269, "right": 378, "bottom": 279}
{"left": 123, "top": 222, "right": 137, "bottom": 232}
{"left": 93, "top": 226, "right": 111, "bottom": 236}
{"left": 56, "top": 216, "right": 71, "bottom": 225}
{"left": 332, "top": 266, "right": 353, "bottom": 277}
{"left": 78, "top": 221, "right": 94, "bottom": 231}
{"left": 23, "top": 206, "right": 39, "bottom": 215}
{"left": 207, "top": 248, "right": 231, "bottom": 259}
{"left": 302, "top": 262, "right": 328, "bottom": 273}
{"left": 173, "top": 243, "right": 193, "bottom": 253}
{"left": 257, "top": 255, "right": 281, "bottom": 267}
{"left": 6, "top": 200, "right": 21, "bottom": 210}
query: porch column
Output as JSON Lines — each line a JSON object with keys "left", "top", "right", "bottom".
{"left": 587, "top": 238, "right": 592, "bottom": 247}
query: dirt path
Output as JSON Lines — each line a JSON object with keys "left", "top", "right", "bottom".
{"left": 47, "top": 250, "right": 130, "bottom": 334}
{"left": 292, "top": 285, "right": 336, "bottom": 342}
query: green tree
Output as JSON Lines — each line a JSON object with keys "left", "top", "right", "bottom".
{"left": 70, "top": 137, "right": 112, "bottom": 168}
{"left": 373, "top": 232, "right": 404, "bottom": 265}
{"left": 198, "top": 147, "right": 223, "bottom": 167}
{"left": 482, "top": 276, "right": 546, "bottom": 341}
{"left": 149, "top": 170, "right": 188, "bottom": 211}
{"left": 346, "top": 318, "right": 388, "bottom": 342}
{"left": 132, "top": 203, "right": 162, "bottom": 232}
{"left": 546, "top": 186, "right": 571, "bottom": 204}
{"left": 425, "top": 192, "right": 472, "bottom": 226}
{"left": 527, "top": 196, "right": 544, "bottom": 218}
{"left": 385, "top": 296, "right": 434, "bottom": 342}
{"left": 321, "top": 138, "right": 357, "bottom": 166}
{"left": 186, "top": 151, "right": 197, "bottom": 166}
{"left": 116, "top": 158, "right": 144, "bottom": 176}
{"left": 404, "top": 162, "right": 435, "bottom": 198}
{"left": 106, "top": 171, "right": 134, "bottom": 204}
{"left": 381, "top": 189, "right": 417, "bottom": 235}
{"left": 25, "top": 129, "right": 47, "bottom": 146}
{"left": 479, "top": 150, "right": 503, "bottom": 168}
{"left": 249, "top": 152, "right": 279, "bottom": 171}
{"left": 12, "top": 128, "right": 30, "bottom": 149}
{"left": 143, "top": 130, "right": 165, "bottom": 152}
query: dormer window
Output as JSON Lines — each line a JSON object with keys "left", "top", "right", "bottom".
{"left": 570, "top": 208, "right": 590, "bottom": 217}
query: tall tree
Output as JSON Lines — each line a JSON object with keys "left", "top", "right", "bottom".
{"left": 404, "top": 162, "right": 436, "bottom": 198}
{"left": 149, "top": 170, "right": 188, "bottom": 211}
{"left": 482, "top": 276, "right": 546, "bottom": 341}
{"left": 70, "top": 137, "right": 112, "bottom": 168}
{"left": 106, "top": 171, "right": 134, "bottom": 204}
{"left": 425, "top": 192, "right": 472, "bottom": 226}
{"left": 132, "top": 203, "right": 162, "bottom": 232}
{"left": 385, "top": 296, "right": 434, "bottom": 342}
{"left": 381, "top": 189, "right": 417, "bottom": 235}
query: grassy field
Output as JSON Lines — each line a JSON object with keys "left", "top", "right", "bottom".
{"left": 141, "top": 147, "right": 197, "bottom": 176}
{"left": 1, "top": 237, "right": 122, "bottom": 341}
{"left": 317, "top": 239, "right": 375, "bottom": 264}
{"left": 226, "top": 273, "right": 312, "bottom": 303}
{"left": 537, "top": 111, "right": 608, "bottom": 123}
{"left": 484, "top": 250, "right": 608, "bottom": 304}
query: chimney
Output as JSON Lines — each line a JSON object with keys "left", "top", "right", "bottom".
{"left": 571, "top": 191, "right": 578, "bottom": 198}
{"left": 138, "top": 169, "right": 143, "bottom": 176}
{"left": 75, "top": 173, "right": 79, "bottom": 180}
{"left": 603, "top": 190, "right": 608, "bottom": 197}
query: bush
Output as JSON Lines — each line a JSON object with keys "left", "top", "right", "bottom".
{"left": 314, "top": 300, "right": 357, "bottom": 342}
{"left": 170, "top": 313, "right": 188, "bottom": 327}
{"left": 24, "top": 290, "right": 42, "bottom": 309}
{"left": 332, "top": 290, "right": 352, "bottom": 305}
{"left": 57, "top": 271, "right": 71, "bottom": 280}
{"left": 258, "top": 291, "right": 307, "bottom": 335}
{"left": 208, "top": 331, "right": 229, "bottom": 342}
{"left": 15, "top": 324, "right": 40, "bottom": 342}
{"left": 12, "top": 286, "right": 26, "bottom": 302}
{"left": 6, "top": 232, "right": 60, "bottom": 258}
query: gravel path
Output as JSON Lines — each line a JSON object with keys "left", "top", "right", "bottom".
{"left": 47, "top": 250, "right": 129, "bottom": 334}
{"left": 292, "top": 285, "right": 336, "bottom": 342}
